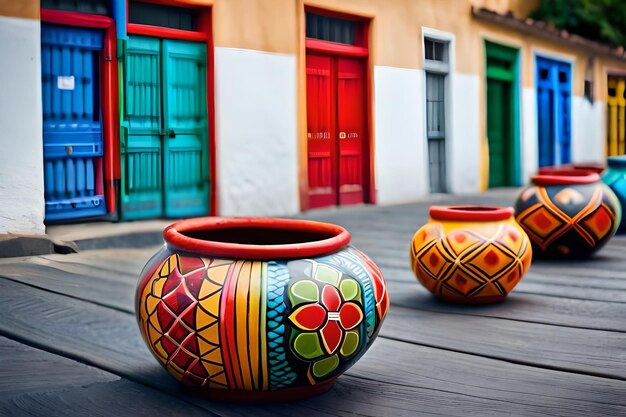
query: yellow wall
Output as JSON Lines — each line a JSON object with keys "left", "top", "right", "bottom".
{"left": 0, "top": 0, "right": 38, "bottom": 19}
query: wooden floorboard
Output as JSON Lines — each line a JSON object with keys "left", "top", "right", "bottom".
{"left": 0, "top": 277, "right": 625, "bottom": 416}
{"left": 3, "top": 191, "right": 626, "bottom": 415}
{"left": 0, "top": 336, "right": 217, "bottom": 417}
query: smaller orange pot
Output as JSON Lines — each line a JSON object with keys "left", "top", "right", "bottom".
{"left": 410, "top": 206, "right": 532, "bottom": 304}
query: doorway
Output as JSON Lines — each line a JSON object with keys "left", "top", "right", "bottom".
{"left": 536, "top": 56, "right": 572, "bottom": 167}
{"left": 306, "top": 54, "right": 367, "bottom": 208}
{"left": 485, "top": 42, "right": 519, "bottom": 187}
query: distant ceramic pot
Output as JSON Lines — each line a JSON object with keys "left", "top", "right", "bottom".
{"left": 602, "top": 156, "right": 626, "bottom": 231}
{"left": 409, "top": 206, "right": 532, "bottom": 304}
{"left": 538, "top": 162, "right": 606, "bottom": 175}
{"left": 136, "top": 217, "right": 389, "bottom": 402}
{"left": 515, "top": 170, "right": 621, "bottom": 258}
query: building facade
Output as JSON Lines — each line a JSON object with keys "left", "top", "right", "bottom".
{"left": 1, "top": 0, "right": 625, "bottom": 234}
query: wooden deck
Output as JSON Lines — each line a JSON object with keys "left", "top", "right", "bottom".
{"left": 1, "top": 190, "right": 626, "bottom": 416}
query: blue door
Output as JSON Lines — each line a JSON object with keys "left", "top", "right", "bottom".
{"left": 41, "top": 24, "right": 107, "bottom": 221}
{"left": 536, "top": 56, "right": 571, "bottom": 167}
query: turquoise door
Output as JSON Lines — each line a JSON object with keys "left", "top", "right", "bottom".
{"left": 121, "top": 36, "right": 209, "bottom": 220}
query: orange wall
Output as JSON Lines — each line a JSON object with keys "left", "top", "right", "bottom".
{"left": 0, "top": 0, "right": 38, "bottom": 19}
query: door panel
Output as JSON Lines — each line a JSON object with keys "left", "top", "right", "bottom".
{"left": 337, "top": 58, "right": 365, "bottom": 205}
{"left": 536, "top": 57, "right": 571, "bottom": 167}
{"left": 426, "top": 73, "right": 446, "bottom": 193}
{"left": 608, "top": 77, "right": 626, "bottom": 156}
{"left": 121, "top": 36, "right": 163, "bottom": 219}
{"left": 306, "top": 55, "right": 336, "bottom": 208}
{"left": 121, "top": 36, "right": 210, "bottom": 220}
{"left": 487, "top": 78, "right": 512, "bottom": 187}
{"left": 163, "top": 40, "right": 209, "bottom": 217}
{"left": 41, "top": 24, "right": 106, "bottom": 221}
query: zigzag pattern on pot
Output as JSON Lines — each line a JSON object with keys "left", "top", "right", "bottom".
{"left": 266, "top": 261, "right": 298, "bottom": 389}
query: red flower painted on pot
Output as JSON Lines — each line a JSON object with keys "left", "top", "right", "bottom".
{"left": 287, "top": 264, "right": 366, "bottom": 379}
{"left": 290, "top": 284, "right": 363, "bottom": 354}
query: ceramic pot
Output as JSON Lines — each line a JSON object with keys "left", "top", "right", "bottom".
{"left": 136, "top": 217, "right": 389, "bottom": 402}
{"left": 602, "top": 156, "right": 626, "bottom": 231}
{"left": 409, "top": 206, "right": 532, "bottom": 304}
{"left": 515, "top": 170, "right": 621, "bottom": 258}
{"left": 538, "top": 162, "right": 606, "bottom": 175}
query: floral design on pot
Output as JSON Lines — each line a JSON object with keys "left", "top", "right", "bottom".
{"left": 136, "top": 217, "right": 389, "bottom": 402}
{"left": 602, "top": 156, "right": 626, "bottom": 231}
{"left": 410, "top": 206, "right": 532, "bottom": 304}
{"left": 515, "top": 170, "right": 621, "bottom": 258}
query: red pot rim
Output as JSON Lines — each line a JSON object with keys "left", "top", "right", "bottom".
{"left": 532, "top": 170, "right": 600, "bottom": 186}
{"left": 163, "top": 217, "right": 351, "bottom": 260}
{"left": 429, "top": 206, "right": 514, "bottom": 222}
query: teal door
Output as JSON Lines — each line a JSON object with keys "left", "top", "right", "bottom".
{"left": 121, "top": 36, "right": 209, "bottom": 220}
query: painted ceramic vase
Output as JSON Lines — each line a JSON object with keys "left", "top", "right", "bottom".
{"left": 602, "top": 156, "right": 626, "bottom": 231}
{"left": 410, "top": 206, "right": 532, "bottom": 304}
{"left": 136, "top": 217, "right": 389, "bottom": 402}
{"left": 515, "top": 170, "right": 621, "bottom": 258}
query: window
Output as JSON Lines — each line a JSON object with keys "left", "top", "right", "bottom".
{"left": 424, "top": 39, "right": 447, "bottom": 63}
{"left": 584, "top": 58, "right": 594, "bottom": 103}
{"left": 41, "top": 0, "right": 109, "bottom": 15}
{"left": 306, "top": 13, "right": 362, "bottom": 45}
{"left": 129, "top": 1, "right": 199, "bottom": 31}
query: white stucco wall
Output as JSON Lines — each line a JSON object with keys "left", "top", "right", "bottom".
{"left": 571, "top": 96, "right": 605, "bottom": 164}
{"left": 448, "top": 72, "right": 481, "bottom": 194}
{"left": 0, "top": 16, "right": 45, "bottom": 235}
{"left": 521, "top": 87, "right": 538, "bottom": 184}
{"left": 374, "top": 66, "right": 427, "bottom": 205}
{"left": 214, "top": 47, "right": 299, "bottom": 216}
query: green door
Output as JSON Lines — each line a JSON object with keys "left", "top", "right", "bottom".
{"left": 485, "top": 42, "right": 519, "bottom": 188}
{"left": 486, "top": 79, "right": 512, "bottom": 187}
{"left": 121, "top": 36, "right": 209, "bottom": 220}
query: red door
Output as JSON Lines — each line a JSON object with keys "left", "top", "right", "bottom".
{"left": 306, "top": 54, "right": 367, "bottom": 208}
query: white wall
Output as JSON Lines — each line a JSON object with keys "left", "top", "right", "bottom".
{"left": 374, "top": 66, "right": 428, "bottom": 204}
{"left": 572, "top": 96, "right": 605, "bottom": 164}
{"left": 521, "top": 87, "right": 538, "bottom": 183}
{"left": 0, "top": 16, "right": 45, "bottom": 235}
{"left": 448, "top": 72, "right": 481, "bottom": 194}
{"left": 214, "top": 47, "right": 299, "bottom": 216}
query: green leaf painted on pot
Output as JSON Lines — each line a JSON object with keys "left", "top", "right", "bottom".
{"left": 289, "top": 280, "right": 319, "bottom": 306}
{"left": 315, "top": 265, "right": 341, "bottom": 286}
{"left": 339, "top": 279, "right": 360, "bottom": 301}
{"left": 340, "top": 330, "right": 359, "bottom": 357}
{"left": 312, "top": 354, "right": 339, "bottom": 378}
{"left": 293, "top": 332, "right": 324, "bottom": 360}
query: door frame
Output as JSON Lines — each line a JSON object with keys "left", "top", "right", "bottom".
{"left": 484, "top": 40, "right": 521, "bottom": 187}
{"left": 607, "top": 73, "right": 626, "bottom": 156}
{"left": 422, "top": 27, "right": 455, "bottom": 194}
{"left": 299, "top": 5, "right": 374, "bottom": 210}
{"left": 125, "top": 0, "right": 216, "bottom": 215}
{"left": 41, "top": 9, "right": 120, "bottom": 215}
{"left": 532, "top": 50, "right": 574, "bottom": 168}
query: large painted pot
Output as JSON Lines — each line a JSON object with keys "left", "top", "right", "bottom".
{"left": 515, "top": 170, "right": 621, "bottom": 258}
{"left": 136, "top": 217, "right": 389, "bottom": 402}
{"left": 602, "top": 156, "right": 626, "bottom": 231}
{"left": 410, "top": 206, "right": 532, "bottom": 304}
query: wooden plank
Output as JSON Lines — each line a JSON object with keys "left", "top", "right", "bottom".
{"left": 0, "top": 336, "right": 216, "bottom": 417}
{"left": 381, "top": 304, "right": 626, "bottom": 380}
{"left": 5, "top": 250, "right": 626, "bottom": 379}
{"left": 7, "top": 250, "right": 626, "bottom": 334}
{"left": 0, "top": 278, "right": 625, "bottom": 416}
{"left": 7, "top": 248, "right": 626, "bottom": 334}
{"left": 387, "top": 279, "right": 626, "bottom": 332}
